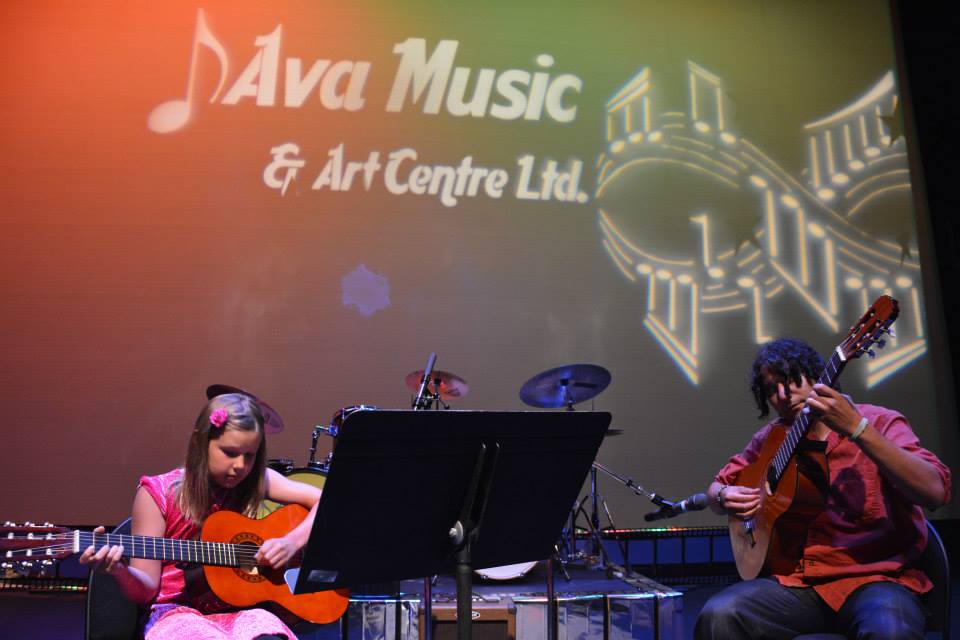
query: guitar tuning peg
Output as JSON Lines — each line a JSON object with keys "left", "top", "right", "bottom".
{"left": 867, "top": 349, "right": 876, "bottom": 359}
{"left": 886, "top": 328, "right": 897, "bottom": 338}
{"left": 877, "top": 339, "right": 887, "bottom": 349}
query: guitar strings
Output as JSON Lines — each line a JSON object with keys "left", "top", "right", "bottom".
{"left": 4, "top": 531, "right": 303, "bottom": 564}
{"left": 5, "top": 532, "right": 302, "bottom": 565}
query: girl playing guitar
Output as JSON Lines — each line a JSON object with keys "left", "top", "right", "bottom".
{"left": 80, "top": 391, "right": 337, "bottom": 639}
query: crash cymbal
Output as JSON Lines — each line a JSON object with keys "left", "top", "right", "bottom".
{"left": 519, "top": 364, "right": 611, "bottom": 409}
{"left": 206, "top": 384, "right": 285, "bottom": 434}
{"left": 606, "top": 428, "right": 624, "bottom": 437}
{"left": 404, "top": 370, "right": 470, "bottom": 400}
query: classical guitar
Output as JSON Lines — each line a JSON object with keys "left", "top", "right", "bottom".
{"left": 0, "top": 504, "right": 349, "bottom": 624}
{"left": 729, "top": 295, "right": 899, "bottom": 580}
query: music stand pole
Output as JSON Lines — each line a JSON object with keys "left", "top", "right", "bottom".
{"left": 422, "top": 575, "right": 433, "bottom": 640}
{"left": 546, "top": 556, "right": 558, "bottom": 640}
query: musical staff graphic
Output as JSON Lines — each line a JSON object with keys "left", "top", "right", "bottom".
{"left": 596, "top": 64, "right": 923, "bottom": 386}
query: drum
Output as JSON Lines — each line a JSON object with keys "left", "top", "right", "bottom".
{"left": 266, "top": 458, "right": 294, "bottom": 474}
{"left": 310, "top": 404, "right": 378, "bottom": 464}
{"left": 258, "top": 468, "right": 328, "bottom": 518}
{"left": 329, "top": 405, "right": 379, "bottom": 441}
{"left": 475, "top": 561, "right": 538, "bottom": 581}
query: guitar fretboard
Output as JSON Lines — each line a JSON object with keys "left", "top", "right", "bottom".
{"left": 73, "top": 531, "right": 256, "bottom": 568}
{"left": 767, "top": 348, "right": 846, "bottom": 486}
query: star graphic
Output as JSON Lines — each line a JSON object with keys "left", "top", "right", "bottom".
{"left": 896, "top": 230, "right": 913, "bottom": 265}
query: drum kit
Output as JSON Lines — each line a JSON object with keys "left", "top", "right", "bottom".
{"left": 208, "top": 361, "right": 629, "bottom": 580}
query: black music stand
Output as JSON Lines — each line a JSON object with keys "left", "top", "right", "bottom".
{"left": 292, "top": 409, "right": 610, "bottom": 640}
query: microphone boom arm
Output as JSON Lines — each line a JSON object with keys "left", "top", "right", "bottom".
{"left": 591, "top": 461, "right": 673, "bottom": 508}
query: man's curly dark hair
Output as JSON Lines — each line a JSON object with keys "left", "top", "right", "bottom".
{"left": 750, "top": 337, "right": 829, "bottom": 419}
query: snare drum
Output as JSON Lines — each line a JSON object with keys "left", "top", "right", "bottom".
{"left": 258, "top": 467, "right": 328, "bottom": 518}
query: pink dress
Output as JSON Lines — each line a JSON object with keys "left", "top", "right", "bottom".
{"left": 139, "top": 468, "right": 297, "bottom": 640}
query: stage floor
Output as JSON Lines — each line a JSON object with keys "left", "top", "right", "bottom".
{"left": 2, "top": 570, "right": 956, "bottom": 638}
{"left": 1, "top": 564, "right": 684, "bottom": 639}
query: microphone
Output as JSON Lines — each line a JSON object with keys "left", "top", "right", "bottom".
{"left": 643, "top": 493, "right": 709, "bottom": 522}
{"left": 412, "top": 352, "right": 438, "bottom": 409}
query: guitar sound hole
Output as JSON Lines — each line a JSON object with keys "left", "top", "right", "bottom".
{"left": 766, "top": 467, "right": 779, "bottom": 494}
{"left": 233, "top": 541, "right": 264, "bottom": 583}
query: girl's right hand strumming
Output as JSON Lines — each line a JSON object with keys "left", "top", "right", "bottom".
{"left": 78, "top": 525, "right": 126, "bottom": 575}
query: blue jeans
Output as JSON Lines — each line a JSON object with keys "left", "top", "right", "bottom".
{"left": 694, "top": 578, "right": 926, "bottom": 639}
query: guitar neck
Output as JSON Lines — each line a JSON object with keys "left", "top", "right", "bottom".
{"left": 767, "top": 347, "right": 847, "bottom": 486}
{"left": 72, "top": 530, "right": 254, "bottom": 568}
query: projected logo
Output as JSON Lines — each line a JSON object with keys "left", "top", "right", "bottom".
{"left": 595, "top": 64, "right": 924, "bottom": 386}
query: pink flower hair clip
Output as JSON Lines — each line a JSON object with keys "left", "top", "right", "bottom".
{"left": 209, "top": 408, "right": 229, "bottom": 429}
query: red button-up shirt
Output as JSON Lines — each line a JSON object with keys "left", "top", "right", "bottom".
{"left": 716, "top": 403, "right": 952, "bottom": 610}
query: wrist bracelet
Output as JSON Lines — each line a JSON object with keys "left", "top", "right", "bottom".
{"left": 849, "top": 417, "right": 869, "bottom": 442}
{"left": 716, "top": 484, "right": 728, "bottom": 506}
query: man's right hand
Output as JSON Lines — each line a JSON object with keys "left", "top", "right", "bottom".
{"left": 713, "top": 483, "right": 761, "bottom": 518}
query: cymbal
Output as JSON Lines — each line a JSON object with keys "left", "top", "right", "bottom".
{"left": 519, "top": 364, "right": 611, "bottom": 408}
{"left": 606, "top": 428, "right": 624, "bottom": 437}
{"left": 404, "top": 370, "right": 469, "bottom": 400}
{"left": 206, "top": 384, "right": 285, "bottom": 434}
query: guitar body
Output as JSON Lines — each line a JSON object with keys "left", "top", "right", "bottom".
{"left": 729, "top": 427, "right": 800, "bottom": 580}
{"left": 201, "top": 505, "right": 349, "bottom": 624}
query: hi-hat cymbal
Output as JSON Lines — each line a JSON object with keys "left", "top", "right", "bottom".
{"left": 519, "top": 364, "right": 611, "bottom": 408}
{"left": 206, "top": 384, "right": 285, "bottom": 434}
{"left": 404, "top": 370, "right": 469, "bottom": 400}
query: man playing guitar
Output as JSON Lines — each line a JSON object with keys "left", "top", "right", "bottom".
{"left": 695, "top": 337, "right": 951, "bottom": 639}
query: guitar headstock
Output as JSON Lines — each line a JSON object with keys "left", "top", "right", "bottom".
{"left": 0, "top": 522, "right": 73, "bottom": 569}
{"left": 839, "top": 295, "right": 899, "bottom": 361}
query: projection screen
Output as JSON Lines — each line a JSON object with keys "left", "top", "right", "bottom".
{"left": 1, "top": 0, "right": 956, "bottom": 527}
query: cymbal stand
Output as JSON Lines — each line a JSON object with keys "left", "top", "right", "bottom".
{"left": 559, "top": 377, "right": 601, "bottom": 412}
{"left": 410, "top": 380, "right": 448, "bottom": 411}
{"left": 574, "top": 464, "right": 615, "bottom": 566}
{"left": 430, "top": 377, "right": 449, "bottom": 410}
{"left": 560, "top": 379, "right": 575, "bottom": 411}
{"left": 557, "top": 467, "right": 612, "bottom": 570}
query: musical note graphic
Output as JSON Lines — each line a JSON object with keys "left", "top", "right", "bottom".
{"left": 148, "top": 9, "right": 229, "bottom": 134}
{"left": 597, "top": 64, "right": 924, "bottom": 387}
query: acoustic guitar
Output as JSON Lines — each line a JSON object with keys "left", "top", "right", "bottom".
{"left": 729, "top": 295, "right": 899, "bottom": 580}
{"left": 0, "top": 504, "right": 349, "bottom": 624}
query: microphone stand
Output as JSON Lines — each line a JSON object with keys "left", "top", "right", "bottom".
{"left": 590, "top": 461, "right": 674, "bottom": 510}
{"left": 412, "top": 352, "right": 438, "bottom": 410}
{"left": 587, "top": 461, "right": 678, "bottom": 569}
{"left": 412, "top": 352, "right": 438, "bottom": 640}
